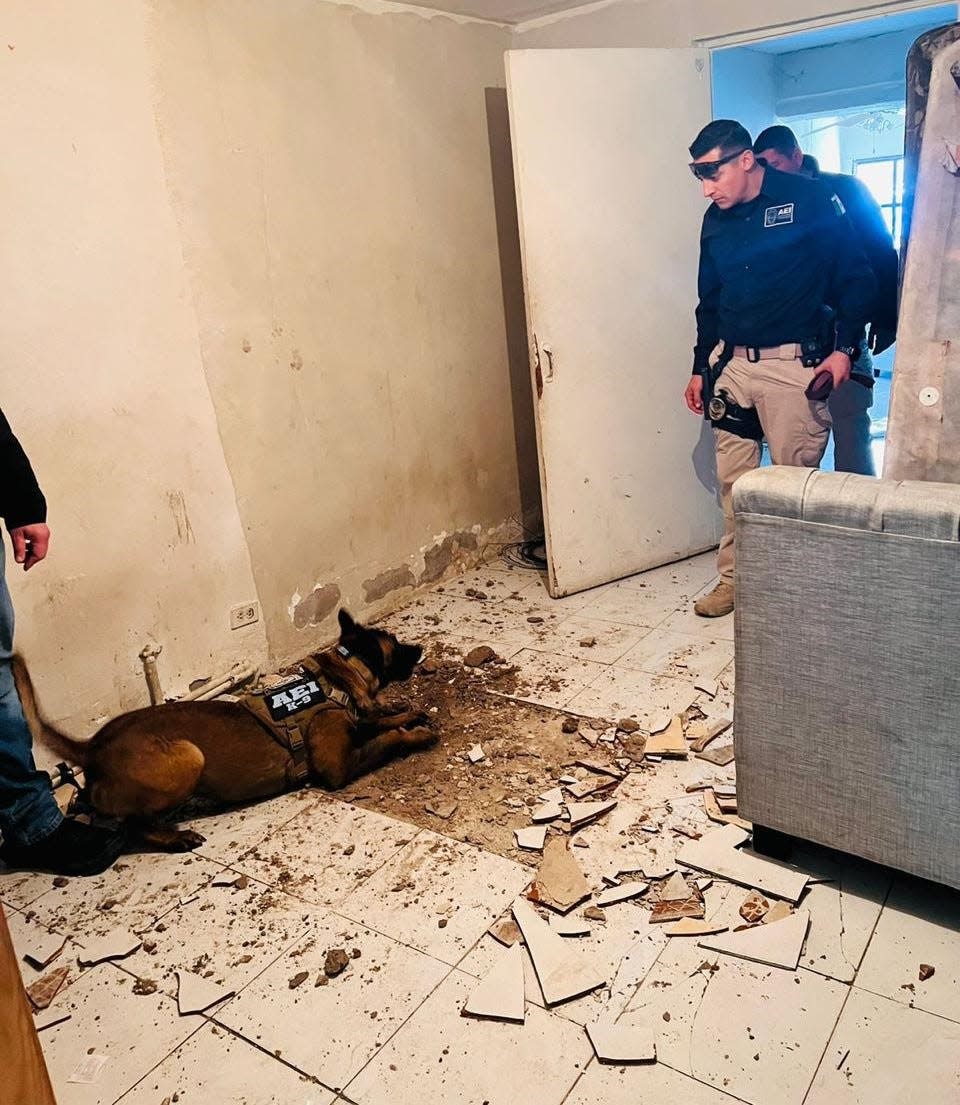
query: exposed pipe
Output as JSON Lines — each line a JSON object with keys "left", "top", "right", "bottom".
{"left": 180, "top": 662, "right": 257, "bottom": 702}
{"left": 138, "top": 642, "right": 164, "bottom": 705}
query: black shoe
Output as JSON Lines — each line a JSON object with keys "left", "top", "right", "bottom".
{"left": 0, "top": 818, "right": 127, "bottom": 877}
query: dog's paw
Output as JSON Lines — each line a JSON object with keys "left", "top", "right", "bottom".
{"left": 402, "top": 712, "right": 431, "bottom": 730}
{"left": 170, "top": 829, "right": 206, "bottom": 852}
{"left": 404, "top": 725, "right": 440, "bottom": 749}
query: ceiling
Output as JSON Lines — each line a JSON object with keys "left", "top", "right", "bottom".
{"left": 745, "top": 3, "right": 958, "bottom": 53}
{"left": 397, "top": 0, "right": 602, "bottom": 25}
{"left": 402, "top": 0, "right": 957, "bottom": 35}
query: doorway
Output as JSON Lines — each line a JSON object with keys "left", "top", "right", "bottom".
{"left": 711, "top": 3, "right": 959, "bottom": 472}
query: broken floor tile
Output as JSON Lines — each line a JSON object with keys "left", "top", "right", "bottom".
{"left": 462, "top": 942, "right": 525, "bottom": 1023}
{"left": 531, "top": 802, "right": 563, "bottom": 823}
{"left": 488, "top": 917, "right": 521, "bottom": 946}
{"left": 644, "top": 716, "right": 687, "bottom": 758}
{"left": 511, "top": 900, "right": 605, "bottom": 1006}
{"left": 26, "top": 964, "right": 71, "bottom": 1009}
{"left": 665, "top": 918, "right": 729, "bottom": 938}
{"left": 677, "top": 824, "right": 807, "bottom": 903}
{"left": 739, "top": 891, "right": 770, "bottom": 924}
{"left": 76, "top": 929, "right": 142, "bottom": 968}
{"left": 763, "top": 900, "right": 793, "bottom": 925}
{"left": 529, "top": 838, "right": 592, "bottom": 914}
{"left": 596, "top": 882, "right": 647, "bottom": 908}
{"left": 702, "top": 788, "right": 750, "bottom": 830}
{"left": 566, "top": 800, "right": 617, "bottom": 829}
{"left": 698, "top": 910, "right": 810, "bottom": 971}
{"left": 515, "top": 825, "right": 548, "bottom": 851}
{"left": 649, "top": 895, "right": 706, "bottom": 924}
{"left": 175, "top": 969, "right": 235, "bottom": 1016}
{"left": 18, "top": 923, "right": 68, "bottom": 972}
{"left": 586, "top": 1018, "right": 656, "bottom": 1064}
{"left": 124, "top": 877, "right": 310, "bottom": 996}
{"left": 659, "top": 871, "right": 692, "bottom": 902}
{"left": 696, "top": 743, "right": 736, "bottom": 767}
{"left": 551, "top": 913, "right": 591, "bottom": 937}
{"left": 425, "top": 800, "right": 458, "bottom": 820}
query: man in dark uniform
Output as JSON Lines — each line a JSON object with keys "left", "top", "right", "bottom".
{"left": 753, "top": 125, "right": 899, "bottom": 476}
{"left": 684, "top": 120, "right": 876, "bottom": 617}
{"left": 0, "top": 406, "right": 125, "bottom": 875}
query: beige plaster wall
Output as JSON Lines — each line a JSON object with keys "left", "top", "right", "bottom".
{"left": 148, "top": 0, "right": 528, "bottom": 664}
{"left": 1, "top": 1, "right": 267, "bottom": 734}
{"left": 2, "top": 0, "right": 537, "bottom": 735}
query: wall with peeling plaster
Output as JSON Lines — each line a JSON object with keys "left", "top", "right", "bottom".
{"left": 2, "top": 0, "right": 538, "bottom": 736}
{"left": 1, "top": 1, "right": 268, "bottom": 737}
{"left": 148, "top": 0, "right": 531, "bottom": 663}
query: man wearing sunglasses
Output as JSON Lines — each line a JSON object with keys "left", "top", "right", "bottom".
{"left": 753, "top": 124, "right": 899, "bottom": 478}
{"left": 684, "top": 119, "right": 876, "bottom": 618}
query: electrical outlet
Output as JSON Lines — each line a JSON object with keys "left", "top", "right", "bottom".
{"left": 229, "top": 601, "right": 260, "bottom": 630}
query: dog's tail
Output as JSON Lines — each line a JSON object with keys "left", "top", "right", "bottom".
{"left": 11, "top": 654, "right": 90, "bottom": 768}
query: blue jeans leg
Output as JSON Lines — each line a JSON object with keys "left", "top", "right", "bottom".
{"left": 0, "top": 536, "right": 62, "bottom": 847}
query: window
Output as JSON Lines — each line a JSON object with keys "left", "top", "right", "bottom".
{"left": 853, "top": 155, "right": 904, "bottom": 246}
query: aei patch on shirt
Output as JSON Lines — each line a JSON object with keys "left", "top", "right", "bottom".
{"left": 263, "top": 677, "right": 329, "bottom": 721}
{"left": 763, "top": 202, "right": 795, "bottom": 228}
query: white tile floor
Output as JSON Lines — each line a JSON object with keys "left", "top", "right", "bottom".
{"left": 3, "top": 552, "right": 959, "bottom": 1104}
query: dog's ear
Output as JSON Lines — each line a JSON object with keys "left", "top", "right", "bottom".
{"left": 338, "top": 609, "right": 358, "bottom": 637}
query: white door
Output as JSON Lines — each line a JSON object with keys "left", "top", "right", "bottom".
{"left": 506, "top": 48, "right": 722, "bottom": 597}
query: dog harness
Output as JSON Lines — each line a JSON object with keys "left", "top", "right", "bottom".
{"left": 239, "top": 654, "right": 356, "bottom": 784}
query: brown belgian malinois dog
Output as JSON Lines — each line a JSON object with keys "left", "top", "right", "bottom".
{"left": 13, "top": 610, "right": 436, "bottom": 851}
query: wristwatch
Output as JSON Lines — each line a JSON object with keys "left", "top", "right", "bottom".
{"left": 836, "top": 344, "right": 859, "bottom": 361}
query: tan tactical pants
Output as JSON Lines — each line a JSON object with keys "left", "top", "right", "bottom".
{"left": 714, "top": 354, "right": 831, "bottom": 585}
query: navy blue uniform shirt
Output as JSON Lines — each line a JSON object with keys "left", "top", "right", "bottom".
{"left": 692, "top": 166, "right": 877, "bottom": 372}
{"left": 812, "top": 168, "right": 899, "bottom": 334}
{"left": 0, "top": 407, "right": 46, "bottom": 531}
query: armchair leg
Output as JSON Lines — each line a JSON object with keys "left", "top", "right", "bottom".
{"left": 751, "top": 824, "right": 795, "bottom": 861}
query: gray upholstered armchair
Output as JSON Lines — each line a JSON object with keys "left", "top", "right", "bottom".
{"left": 732, "top": 465, "right": 960, "bottom": 891}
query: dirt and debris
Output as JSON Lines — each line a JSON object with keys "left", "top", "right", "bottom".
{"left": 919, "top": 963, "right": 936, "bottom": 981}
{"left": 288, "top": 971, "right": 310, "bottom": 989}
{"left": 336, "top": 645, "right": 640, "bottom": 861}
{"left": 463, "top": 646, "right": 498, "bottom": 668}
{"left": 132, "top": 978, "right": 158, "bottom": 996}
{"left": 561, "top": 717, "right": 580, "bottom": 734}
{"left": 324, "top": 948, "right": 350, "bottom": 978}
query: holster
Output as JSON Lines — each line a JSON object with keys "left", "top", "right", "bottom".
{"left": 702, "top": 344, "right": 764, "bottom": 442}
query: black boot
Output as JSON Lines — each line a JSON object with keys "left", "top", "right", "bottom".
{"left": 0, "top": 818, "right": 126, "bottom": 877}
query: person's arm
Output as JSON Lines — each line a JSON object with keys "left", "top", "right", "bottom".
{"left": 693, "top": 225, "right": 721, "bottom": 374}
{"left": 817, "top": 188, "right": 877, "bottom": 387}
{"left": 686, "top": 224, "right": 721, "bottom": 414}
{"left": 0, "top": 407, "right": 49, "bottom": 570}
{"left": 845, "top": 176, "right": 899, "bottom": 347}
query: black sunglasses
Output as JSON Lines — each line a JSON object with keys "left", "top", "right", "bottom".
{"left": 689, "top": 148, "right": 747, "bottom": 181}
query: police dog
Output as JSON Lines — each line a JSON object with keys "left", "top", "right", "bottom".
{"left": 13, "top": 610, "right": 436, "bottom": 851}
